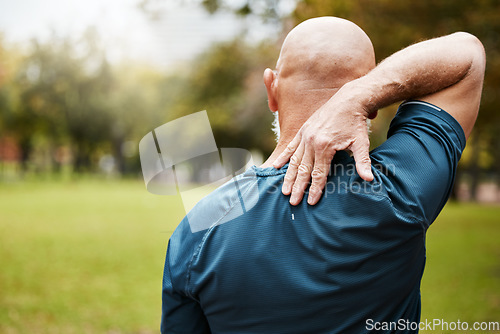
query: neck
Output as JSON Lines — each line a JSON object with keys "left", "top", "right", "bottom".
{"left": 260, "top": 108, "right": 310, "bottom": 169}
{"left": 260, "top": 89, "right": 338, "bottom": 168}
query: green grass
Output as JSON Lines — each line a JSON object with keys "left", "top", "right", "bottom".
{"left": 421, "top": 203, "right": 500, "bottom": 333}
{"left": 0, "top": 180, "right": 499, "bottom": 333}
{"left": 0, "top": 179, "right": 184, "bottom": 334}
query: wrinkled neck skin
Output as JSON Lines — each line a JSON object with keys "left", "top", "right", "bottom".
{"left": 279, "top": 85, "right": 340, "bottom": 141}
{"left": 262, "top": 85, "right": 339, "bottom": 168}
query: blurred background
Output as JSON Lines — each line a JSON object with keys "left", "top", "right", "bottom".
{"left": 0, "top": 0, "right": 499, "bottom": 333}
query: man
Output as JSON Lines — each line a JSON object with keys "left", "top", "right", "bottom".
{"left": 161, "top": 17, "right": 485, "bottom": 333}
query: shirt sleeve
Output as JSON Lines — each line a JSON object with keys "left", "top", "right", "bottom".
{"left": 370, "top": 100, "right": 466, "bottom": 228}
{"left": 161, "top": 242, "right": 211, "bottom": 334}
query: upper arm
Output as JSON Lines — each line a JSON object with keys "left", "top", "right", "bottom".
{"left": 161, "top": 289, "right": 211, "bottom": 334}
{"left": 161, "top": 242, "right": 211, "bottom": 334}
{"left": 417, "top": 32, "right": 486, "bottom": 139}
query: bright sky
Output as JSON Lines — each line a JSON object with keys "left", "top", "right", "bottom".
{"left": 0, "top": 0, "right": 289, "bottom": 69}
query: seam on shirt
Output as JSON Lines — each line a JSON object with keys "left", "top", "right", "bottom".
{"left": 385, "top": 122, "right": 459, "bottom": 228}
{"left": 364, "top": 173, "right": 428, "bottom": 230}
{"left": 252, "top": 165, "right": 288, "bottom": 177}
{"left": 393, "top": 201, "right": 427, "bottom": 229}
{"left": 425, "top": 109, "right": 466, "bottom": 151}
{"left": 346, "top": 168, "right": 428, "bottom": 232}
{"left": 392, "top": 206, "right": 428, "bottom": 254}
{"left": 184, "top": 177, "right": 259, "bottom": 298}
{"left": 397, "top": 100, "right": 466, "bottom": 150}
{"left": 372, "top": 141, "right": 441, "bottom": 230}
{"left": 401, "top": 100, "right": 441, "bottom": 111}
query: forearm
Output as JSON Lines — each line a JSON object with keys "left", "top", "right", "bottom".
{"left": 346, "top": 32, "right": 482, "bottom": 114}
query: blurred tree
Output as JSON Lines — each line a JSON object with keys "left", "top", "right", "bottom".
{"left": 167, "top": 38, "right": 279, "bottom": 156}
{"left": 0, "top": 35, "right": 20, "bottom": 138}
{"left": 106, "top": 62, "right": 168, "bottom": 174}
{"left": 1, "top": 28, "right": 167, "bottom": 176}
{"left": 0, "top": 35, "right": 23, "bottom": 176}
{"left": 138, "top": 0, "right": 288, "bottom": 22}
{"left": 12, "top": 29, "right": 114, "bottom": 172}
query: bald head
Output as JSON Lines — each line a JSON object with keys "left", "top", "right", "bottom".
{"left": 264, "top": 17, "right": 375, "bottom": 142}
{"left": 278, "top": 17, "right": 375, "bottom": 90}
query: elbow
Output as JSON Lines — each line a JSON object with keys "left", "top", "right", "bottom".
{"left": 452, "top": 32, "right": 486, "bottom": 72}
{"left": 453, "top": 32, "right": 485, "bottom": 55}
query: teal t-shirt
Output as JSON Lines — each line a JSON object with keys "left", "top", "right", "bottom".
{"left": 161, "top": 100, "right": 466, "bottom": 334}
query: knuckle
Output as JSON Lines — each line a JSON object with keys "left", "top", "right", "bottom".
{"left": 358, "top": 156, "right": 371, "bottom": 163}
{"left": 309, "top": 185, "right": 322, "bottom": 196}
{"left": 315, "top": 135, "right": 330, "bottom": 149}
{"left": 311, "top": 167, "right": 326, "bottom": 179}
{"left": 298, "top": 163, "right": 311, "bottom": 175}
{"left": 332, "top": 143, "right": 345, "bottom": 152}
{"left": 285, "top": 144, "right": 296, "bottom": 153}
{"left": 305, "top": 133, "right": 316, "bottom": 144}
{"left": 289, "top": 155, "right": 300, "bottom": 167}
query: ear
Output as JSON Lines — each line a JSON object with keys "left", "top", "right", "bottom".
{"left": 263, "top": 68, "right": 278, "bottom": 112}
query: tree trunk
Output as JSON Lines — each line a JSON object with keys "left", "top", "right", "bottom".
{"left": 113, "top": 138, "right": 125, "bottom": 175}
{"left": 73, "top": 144, "right": 91, "bottom": 172}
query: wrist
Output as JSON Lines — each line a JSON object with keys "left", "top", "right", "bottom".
{"left": 340, "top": 78, "right": 379, "bottom": 117}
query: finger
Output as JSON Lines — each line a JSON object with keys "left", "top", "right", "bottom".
{"left": 273, "top": 133, "right": 301, "bottom": 168}
{"left": 307, "top": 150, "right": 335, "bottom": 205}
{"left": 282, "top": 141, "right": 305, "bottom": 195}
{"left": 351, "top": 136, "right": 374, "bottom": 182}
{"left": 289, "top": 146, "right": 314, "bottom": 206}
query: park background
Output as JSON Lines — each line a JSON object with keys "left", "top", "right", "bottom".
{"left": 0, "top": 0, "right": 499, "bottom": 333}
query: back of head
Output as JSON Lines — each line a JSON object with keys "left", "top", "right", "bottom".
{"left": 276, "top": 17, "right": 375, "bottom": 104}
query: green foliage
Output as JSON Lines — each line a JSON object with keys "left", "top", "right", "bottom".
{"left": 199, "top": 0, "right": 283, "bottom": 20}
{"left": 0, "top": 27, "right": 281, "bottom": 175}
{"left": 167, "top": 39, "right": 280, "bottom": 155}
{"left": 0, "top": 30, "right": 170, "bottom": 174}
{"left": 14, "top": 34, "right": 114, "bottom": 162}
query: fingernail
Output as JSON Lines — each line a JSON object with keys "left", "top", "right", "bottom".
{"left": 290, "top": 193, "right": 298, "bottom": 205}
{"left": 308, "top": 190, "right": 321, "bottom": 205}
{"left": 307, "top": 195, "right": 315, "bottom": 205}
{"left": 282, "top": 184, "right": 291, "bottom": 195}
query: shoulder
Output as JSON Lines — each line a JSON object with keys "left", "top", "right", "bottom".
{"left": 167, "top": 167, "right": 263, "bottom": 267}
{"left": 387, "top": 100, "right": 466, "bottom": 150}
